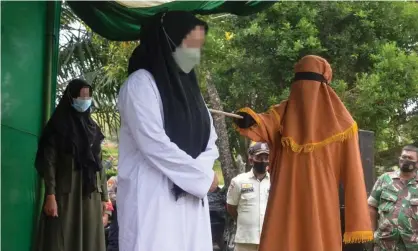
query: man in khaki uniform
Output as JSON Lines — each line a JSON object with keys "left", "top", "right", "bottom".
{"left": 227, "top": 142, "right": 270, "bottom": 251}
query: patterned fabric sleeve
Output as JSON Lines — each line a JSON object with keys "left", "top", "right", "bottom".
{"left": 368, "top": 174, "right": 385, "bottom": 208}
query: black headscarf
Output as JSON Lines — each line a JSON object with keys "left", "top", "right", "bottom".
{"left": 35, "top": 79, "right": 105, "bottom": 197}
{"left": 128, "top": 11, "right": 211, "bottom": 200}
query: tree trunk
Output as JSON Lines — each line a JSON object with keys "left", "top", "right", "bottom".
{"left": 203, "top": 72, "right": 241, "bottom": 251}
{"left": 235, "top": 155, "right": 246, "bottom": 174}
{"left": 204, "top": 72, "right": 239, "bottom": 187}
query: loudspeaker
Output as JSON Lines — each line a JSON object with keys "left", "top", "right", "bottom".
{"left": 359, "top": 130, "right": 376, "bottom": 194}
{"left": 340, "top": 130, "right": 375, "bottom": 251}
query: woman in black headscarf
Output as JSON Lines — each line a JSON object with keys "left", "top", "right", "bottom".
{"left": 34, "top": 79, "right": 108, "bottom": 251}
{"left": 117, "top": 11, "right": 219, "bottom": 251}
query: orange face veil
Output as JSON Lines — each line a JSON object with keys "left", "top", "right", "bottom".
{"left": 233, "top": 55, "right": 373, "bottom": 249}
{"left": 280, "top": 55, "right": 373, "bottom": 244}
{"left": 281, "top": 55, "right": 357, "bottom": 153}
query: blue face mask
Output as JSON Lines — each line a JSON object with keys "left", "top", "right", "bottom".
{"left": 72, "top": 98, "right": 92, "bottom": 113}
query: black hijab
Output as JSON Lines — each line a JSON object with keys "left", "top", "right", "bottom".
{"left": 35, "top": 79, "right": 105, "bottom": 197}
{"left": 128, "top": 11, "right": 211, "bottom": 200}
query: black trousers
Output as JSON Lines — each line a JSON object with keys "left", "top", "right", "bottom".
{"left": 107, "top": 204, "right": 119, "bottom": 251}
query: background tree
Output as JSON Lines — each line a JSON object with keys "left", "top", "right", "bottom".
{"left": 59, "top": 2, "right": 418, "bottom": 184}
{"left": 199, "top": 2, "right": 418, "bottom": 180}
{"left": 58, "top": 3, "right": 138, "bottom": 138}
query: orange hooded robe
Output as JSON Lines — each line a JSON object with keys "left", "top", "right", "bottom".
{"left": 234, "top": 55, "right": 373, "bottom": 251}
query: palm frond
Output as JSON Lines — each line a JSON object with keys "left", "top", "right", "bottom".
{"left": 58, "top": 2, "right": 137, "bottom": 138}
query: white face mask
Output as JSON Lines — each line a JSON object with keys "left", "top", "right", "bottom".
{"left": 172, "top": 46, "right": 201, "bottom": 74}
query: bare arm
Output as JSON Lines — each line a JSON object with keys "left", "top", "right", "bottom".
{"left": 227, "top": 204, "right": 238, "bottom": 221}
{"left": 226, "top": 178, "right": 240, "bottom": 221}
{"left": 369, "top": 205, "right": 378, "bottom": 230}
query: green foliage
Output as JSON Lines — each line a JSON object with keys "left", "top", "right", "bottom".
{"left": 199, "top": 2, "right": 418, "bottom": 170}
{"left": 85, "top": 39, "right": 138, "bottom": 138}
{"left": 102, "top": 144, "right": 118, "bottom": 160}
{"left": 213, "top": 160, "right": 224, "bottom": 186}
{"left": 102, "top": 142, "right": 119, "bottom": 180}
{"left": 58, "top": 3, "right": 138, "bottom": 137}
{"left": 106, "top": 168, "right": 118, "bottom": 180}
{"left": 60, "top": 2, "right": 418, "bottom": 173}
{"left": 102, "top": 142, "right": 119, "bottom": 166}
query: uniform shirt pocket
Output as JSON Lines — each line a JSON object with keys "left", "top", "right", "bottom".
{"left": 240, "top": 192, "right": 256, "bottom": 211}
{"left": 410, "top": 198, "right": 418, "bottom": 221}
{"left": 378, "top": 190, "right": 398, "bottom": 214}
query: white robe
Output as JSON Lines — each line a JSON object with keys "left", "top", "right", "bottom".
{"left": 117, "top": 69, "right": 219, "bottom": 251}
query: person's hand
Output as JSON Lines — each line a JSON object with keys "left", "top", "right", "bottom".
{"left": 233, "top": 112, "right": 256, "bottom": 129}
{"left": 102, "top": 201, "right": 108, "bottom": 212}
{"left": 363, "top": 240, "right": 374, "bottom": 251}
{"left": 102, "top": 213, "right": 109, "bottom": 226}
{"left": 44, "top": 195, "right": 58, "bottom": 217}
{"left": 209, "top": 174, "right": 219, "bottom": 193}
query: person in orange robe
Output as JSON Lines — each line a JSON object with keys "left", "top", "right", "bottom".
{"left": 233, "top": 55, "right": 373, "bottom": 251}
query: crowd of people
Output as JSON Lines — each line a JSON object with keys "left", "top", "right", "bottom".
{"left": 33, "top": 10, "right": 418, "bottom": 251}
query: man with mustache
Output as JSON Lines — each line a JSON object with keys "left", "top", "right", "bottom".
{"left": 368, "top": 145, "right": 418, "bottom": 251}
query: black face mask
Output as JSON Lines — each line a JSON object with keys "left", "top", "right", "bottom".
{"left": 400, "top": 159, "right": 417, "bottom": 173}
{"left": 253, "top": 162, "right": 268, "bottom": 174}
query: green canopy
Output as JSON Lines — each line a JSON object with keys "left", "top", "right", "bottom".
{"left": 67, "top": 1, "right": 276, "bottom": 41}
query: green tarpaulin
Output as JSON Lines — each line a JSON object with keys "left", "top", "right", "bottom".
{"left": 67, "top": 1, "right": 276, "bottom": 41}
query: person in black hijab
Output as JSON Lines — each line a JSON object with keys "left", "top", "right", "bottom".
{"left": 34, "top": 79, "right": 108, "bottom": 251}
{"left": 128, "top": 11, "right": 216, "bottom": 199}
{"left": 117, "top": 11, "right": 219, "bottom": 251}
